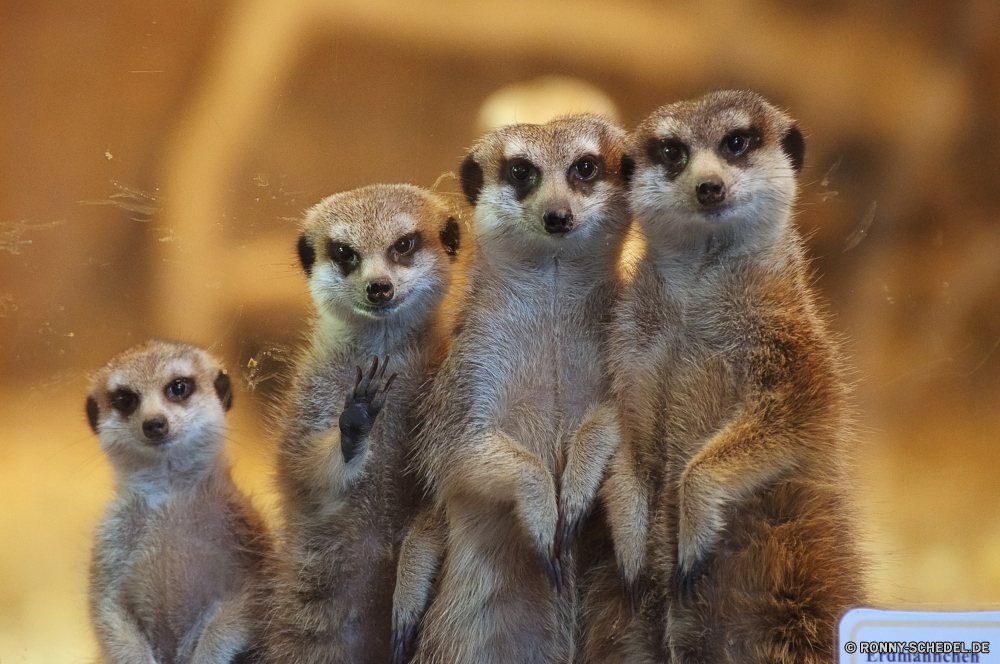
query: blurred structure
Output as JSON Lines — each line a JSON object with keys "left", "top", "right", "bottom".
{"left": 2, "top": 0, "right": 1000, "bottom": 661}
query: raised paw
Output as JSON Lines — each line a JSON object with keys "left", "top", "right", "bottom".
{"left": 390, "top": 620, "right": 418, "bottom": 664}
{"left": 675, "top": 553, "right": 710, "bottom": 601}
{"left": 338, "top": 355, "right": 396, "bottom": 463}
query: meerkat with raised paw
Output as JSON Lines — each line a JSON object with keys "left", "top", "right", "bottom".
{"left": 87, "top": 340, "right": 272, "bottom": 664}
{"left": 593, "top": 90, "right": 864, "bottom": 664}
{"left": 399, "top": 115, "right": 632, "bottom": 664}
{"left": 262, "top": 184, "right": 462, "bottom": 664}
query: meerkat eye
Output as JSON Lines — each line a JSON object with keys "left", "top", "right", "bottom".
{"left": 165, "top": 378, "right": 195, "bottom": 402}
{"left": 393, "top": 234, "right": 417, "bottom": 255}
{"left": 570, "top": 157, "right": 600, "bottom": 181}
{"left": 326, "top": 240, "right": 359, "bottom": 267}
{"left": 722, "top": 131, "right": 759, "bottom": 157}
{"left": 109, "top": 388, "right": 139, "bottom": 415}
{"left": 506, "top": 158, "right": 537, "bottom": 184}
{"left": 659, "top": 139, "right": 689, "bottom": 167}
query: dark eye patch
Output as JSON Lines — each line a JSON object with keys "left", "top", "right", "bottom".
{"left": 647, "top": 137, "right": 689, "bottom": 179}
{"left": 109, "top": 388, "right": 140, "bottom": 416}
{"left": 720, "top": 129, "right": 761, "bottom": 160}
{"left": 389, "top": 232, "right": 423, "bottom": 265}
{"left": 165, "top": 377, "right": 195, "bottom": 402}
{"left": 326, "top": 239, "right": 360, "bottom": 276}
{"left": 502, "top": 157, "right": 540, "bottom": 202}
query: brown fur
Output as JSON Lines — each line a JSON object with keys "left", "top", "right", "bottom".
{"left": 87, "top": 340, "right": 272, "bottom": 664}
{"left": 262, "top": 185, "right": 462, "bottom": 664}
{"left": 586, "top": 91, "right": 865, "bottom": 663}
{"left": 407, "top": 115, "right": 632, "bottom": 664}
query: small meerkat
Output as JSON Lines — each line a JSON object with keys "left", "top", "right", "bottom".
{"left": 262, "top": 184, "right": 462, "bottom": 664}
{"left": 401, "top": 115, "right": 632, "bottom": 664}
{"left": 592, "top": 90, "right": 864, "bottom": 664}
{"left": 86, "top": 340, "right": 272, "bottom": 664}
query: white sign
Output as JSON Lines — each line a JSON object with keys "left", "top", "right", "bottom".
{"left": 839, "top": 608, "right": 1000, "bottom": 664}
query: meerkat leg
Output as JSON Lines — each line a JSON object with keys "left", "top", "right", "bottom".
{"left": 391, "top": 505, "right": 447, "bottom": 664}
{"left": 676, "top": 416, "right": 800, "bottom": 592}
{"left": 602, "top": 443, "right": 650, "bottom": 610}
{"left": 92, "top": 600, "right": 158, "bottom": 664}
{"left": 556, "top": 402, "right": 622, "bottom": 554}
{"left": 188, "top": 594, "right": 252, "bottom": 664}
{"left": 447, "top": 429, "right": 561, "bottom": 588}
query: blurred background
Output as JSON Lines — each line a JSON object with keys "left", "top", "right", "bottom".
{"left": 2, "top": 0, "right": 999, "bottom": 659}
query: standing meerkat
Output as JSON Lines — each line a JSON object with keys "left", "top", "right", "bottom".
{"left": 262, "top": 184, "right": 462, "bottom": 664}
{"left": 591, "top": 90, "right": 864, "bottom": 664}
{"left": 403, "top": 115, "right": 632, "bottom": 664}
{"left": 86, "top": 340, "right": 272, "bottom": 664}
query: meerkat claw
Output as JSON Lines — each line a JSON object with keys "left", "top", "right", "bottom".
{"left": 338, "top": 355, "right": 395, "bottom": 462}
{"left": 390, "top": 621, "right": 418, "bottom": 664}
{"left": 676, "top": 555, "right": 709, "bottom": 600}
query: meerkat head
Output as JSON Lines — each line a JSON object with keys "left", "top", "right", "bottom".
{"left": 296, "top": 185, "right": 460, "bottom": 330}
{"left": 629, "top": 90, "right": 805, "bottom": 252}
{"left": 459, "top": 115, "right": 631, "bottom": 260}
{"left": 86, "top": 340, "right": 233, "bottom": 475}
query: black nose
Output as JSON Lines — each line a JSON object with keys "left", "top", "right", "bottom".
{"left": 142, "top": 417, "right": 169, "bottom": 442}
{"left": 366, "top": 281, "right": 394, "bottom": 303}
{"left": 696, "top": 177, "right": 726, "bottom": 206}
{"left": 543, "top": 210, "right": 574, "bottom": 234}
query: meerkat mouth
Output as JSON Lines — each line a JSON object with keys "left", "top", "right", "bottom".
{"left": 355, "top": 298, "right": 404, "bottom": 318}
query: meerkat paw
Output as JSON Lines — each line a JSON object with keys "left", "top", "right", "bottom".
{"left": 390, "top": 620, "right": 418, "bottom": 664}
{"left": 338, "top": 355, "right": 396, "bottom": 462}
{"left": 676, "top": 472, "right": 724, "bottom": 598}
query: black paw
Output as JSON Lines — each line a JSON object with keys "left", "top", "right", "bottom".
{"left": 620, "top": 569, "right": 642, "bottom": 614}
{"left": 390, "top": 620, "right": 418, "bottom": 664}
{"left": 675, "top": 555, "right": 709, "bottom": 601}
{"left": 555, "top": 510, "right": 587, "bottom": 559}
{"left": 338, "top": 355, "right": 396, "bottom": 463}
{"left": 540, "top": 549, "right": 565, "bottom": 594}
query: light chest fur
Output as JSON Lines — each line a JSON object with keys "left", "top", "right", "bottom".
{"left": 409, "top": 115, "right": 631, "bottom": 664}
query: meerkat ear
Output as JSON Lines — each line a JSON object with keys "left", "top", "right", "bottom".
{"left": 86, "top": 395, "right": 99, "bottom": 433}
{"left": 620, "top": 154, "right": 635, "bottom": 186}
{"left": 781, "top": 124, "right": 805, "bottom": 173}
{"left": 297, "top": 234, "right": 316, "bottom": 278}
{"left": 460, "top": 154, "right": 484, "bottom": 205}
{"left": 214, "top": 370, "right": 233, "bottom": 411}
{"left": 440, "top": 216, "right": 460, "bottom": 259}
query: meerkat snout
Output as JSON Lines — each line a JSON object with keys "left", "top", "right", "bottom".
{"left": 696, "top": 176, "right": 726, "bottom": 205}
{"left": 366, "top": 280, "right": 395, "bottom": 303}
{"left": 142, "top": 416, "right": 169, "bottom": 442}
{"left": 543, "top": 209, "right": 574, "bottom": 234}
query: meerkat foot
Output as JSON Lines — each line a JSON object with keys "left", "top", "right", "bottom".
{"left": 675, "top": 553, "right": 710, "bottom": 600}
{"left": 338, "top": 355, "right": 397, "bottom": 462}
{"left": 622, "top": 568, "right": 643, "bottom": 613}
{"left": 540, "top": 548, "right": 565, "bottom": 594}
{"left": 390, "top": 620, "right": 418, "bottom": 664}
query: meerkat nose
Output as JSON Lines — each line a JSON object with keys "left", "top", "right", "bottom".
{"left": 142, "top": 417, "right": 169, "bottom": 442}
{"left": 366, "top": 280, "right": 395, "bottom": 304}
{"left": 696, "top": 177, "right": 726, "bottom": 206}
{"left": 543, "top": 210, "right": 574, "bottom": 234}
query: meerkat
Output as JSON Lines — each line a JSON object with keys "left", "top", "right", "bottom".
{"left": 397, "top": 115, "right": 631, "bottom": 664}
{"left": 590, "top": 90, "right": 864, "bottom": 664}
{"left": 261, "top": 184, "right": 462, "bottom": 664}
{"left": 86, "top": 339, "right": 272, "bottom": 664}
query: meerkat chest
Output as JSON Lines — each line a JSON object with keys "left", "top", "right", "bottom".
{"left": 477, "top": 273, "right": 608, "bottom": 455}
{"left": 120, "top": 492, "right": 247, "bottom": 638}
